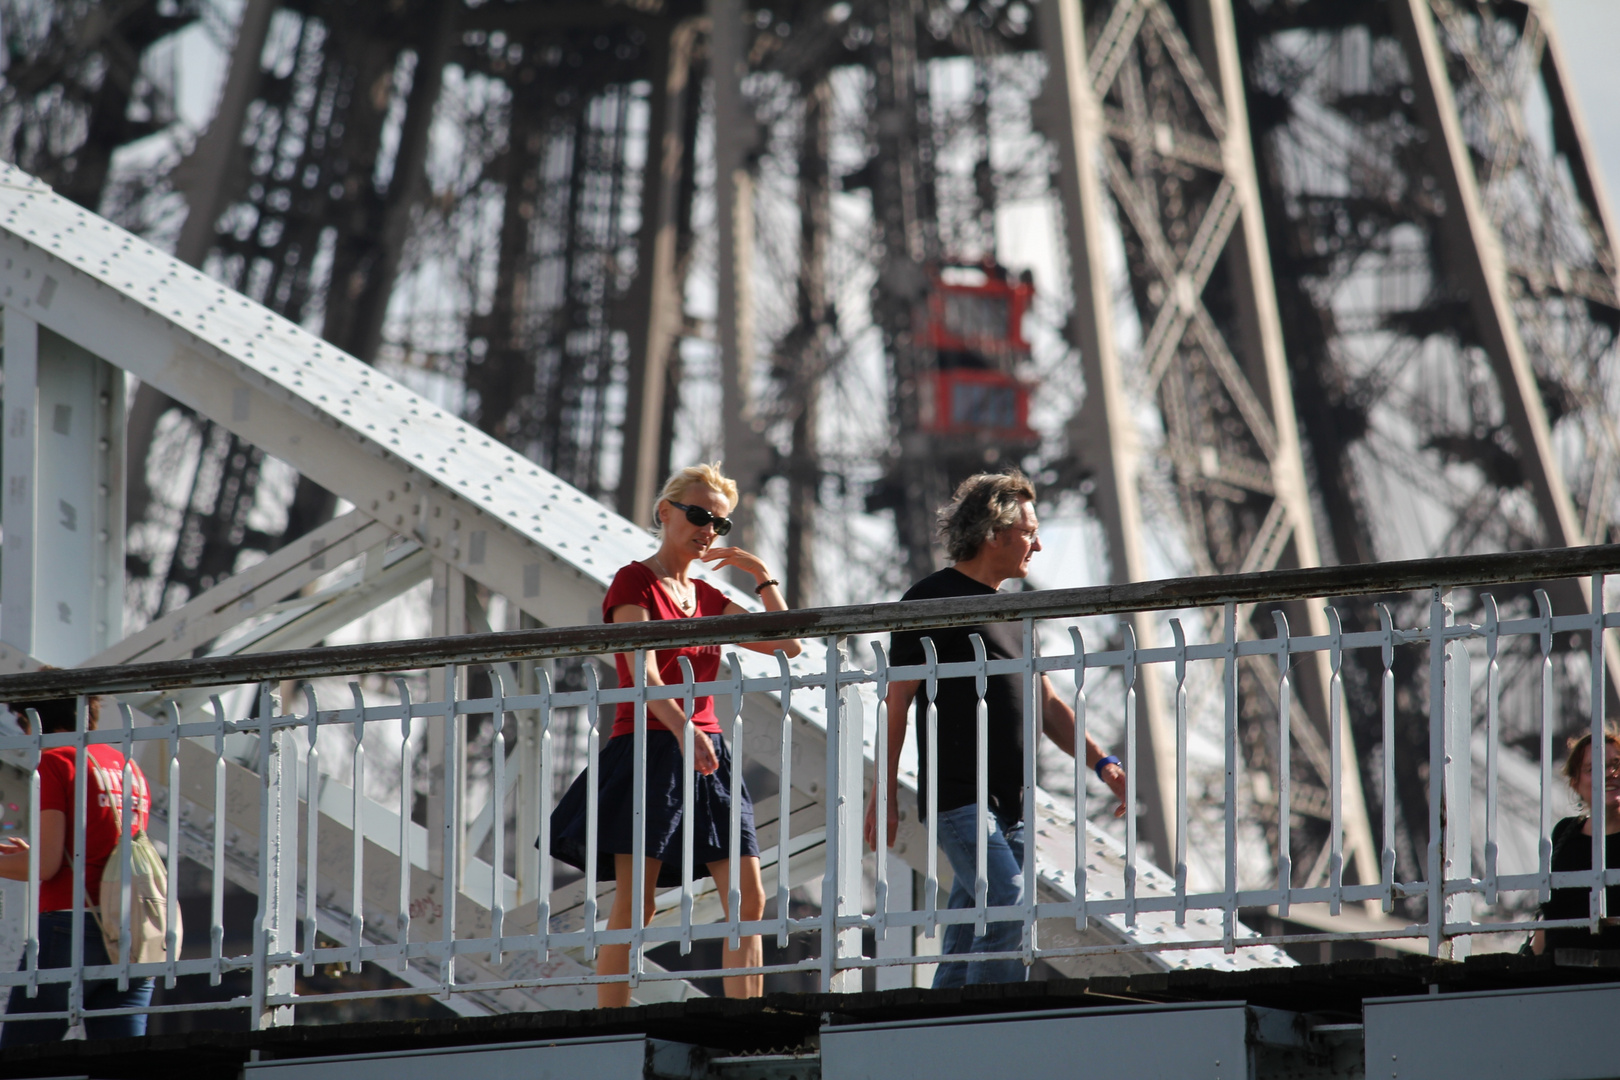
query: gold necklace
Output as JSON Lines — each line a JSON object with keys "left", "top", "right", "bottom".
{"left": 648, "top": 554, "right": 695, "bottom": 613}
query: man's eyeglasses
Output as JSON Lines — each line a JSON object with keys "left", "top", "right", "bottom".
{"left": 667, "top": 499, "right": 733, "bottom": 536}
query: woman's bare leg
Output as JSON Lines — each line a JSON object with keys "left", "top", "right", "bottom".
{"left": 706, "top": 856, "right": 766, "bottom": 998}
{"left": 597, "top": 854, "right": 661, "bottom": 1008}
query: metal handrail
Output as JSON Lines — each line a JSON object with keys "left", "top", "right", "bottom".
{"left": 2, "top": 544, "right": 1617, "bottom": 698}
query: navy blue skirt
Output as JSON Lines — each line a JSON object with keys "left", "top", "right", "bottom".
{"left": 549, "top": 728, "right": 759, "bottom": 889}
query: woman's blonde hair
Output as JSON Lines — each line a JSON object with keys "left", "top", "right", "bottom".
{"left": 652, "top": 462, "right": 738, "bottom": 532}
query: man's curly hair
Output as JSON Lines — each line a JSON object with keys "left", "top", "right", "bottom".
{"left": 938, "top": 469, "right": 1036, "bottom": 563}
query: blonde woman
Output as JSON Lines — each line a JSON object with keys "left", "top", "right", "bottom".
{"left": 550, "top": 463, "right": 801, "bottom": 1007}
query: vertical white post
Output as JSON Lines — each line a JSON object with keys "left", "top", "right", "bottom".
{"left": 2, "top": 307, "right": 38, "bottom": 654}
{"left": 822, "top": 640, "right": 863, "bottom": 991}
{"left": 28, "top": 331, "right": 124, "bottom": 665}
{"left": 428, "top": 561, "right": 467, "bottom": 885}
{"left": 1443, "top": 622, "right": 1474, "bottom": 958}
{"left": 874, "top": 853, "right": 914, "bottom": 991}
{"left": 254, "top": 690, "right": 297, "bottom": 1028}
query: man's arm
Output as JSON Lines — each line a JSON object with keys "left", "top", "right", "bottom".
{"left": 1039, "top": 674, "right": 1129, "bottom": 818}
{"left": 863, "top": 678, "right": 920, "bottom": 850}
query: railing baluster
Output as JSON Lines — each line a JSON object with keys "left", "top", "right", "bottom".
{"left": 1591, "top": 573, "right": 1608, "bottom": 930}
{"left": 69, "top": 695, "right": 88, "bottom": 1028}
{"left": 1021, "top": 618, "right": 1038, "bottom": 967}
{"left": 1122, "top": 622, "right": 1138, "bottom": 927}
{"left": 1481, "top": 594, "right": 1501, "bottom": 907}
{"left": 873, "top": 643, "right": 891, "bottom": 946}
{"left": 1377, "top": 604, "right": 1397, "bottom": 913}
{"left": 23, "top": 709, "right": 41, "bottom": 999}
{"left": 536, "top": 666, "right": 555, "bottom": 960}
{"left": 677, "top": 653, "right": 696, "bottom": 959}
{"left": 583, "top": 662, "right": 601, "bottom": 962}
{"left": 971, "top": 633, "right": 989, "bottom": 940}
{"left": 775, "top": 649, "right": 795, "bottom": 948}
{"left": 1221, "top": 602, "right": 1238, "bottom": 952}
{"left": 1272, "top": 611, "right": 1293, "bottom": 917}
{"left": 922, "top": 637, "right": 940, "bottom": 942}
{"left": 209, "top": 694, "right": 228, "bottom": 986}
{"left": 116, "top": 702, "right": 136, "bottom": 991}
{"left": 301, "top": 686, "right": 321, "bottom": 978}
{"left": 441, "top": 663, "right": 459, "bottom": 997}
{"left": 348, "top": 681, "right": 367, "bottom": 972}
{"left": 1426, "top": 589, "right": 1447, "bottom": 957}
{"left": 393, "top": 677, "right": 415, "bottom": 973}
{"left": 1068, "top": 627, "right": 1088, "bottom": 933}
{"left": 1536, "top": 589, "right": 1554, "bottom": 905}
{"left": 1169, "top": 618, "right": 1188, "bottom": 926}
{"left": 490, "top": 669, "right": 508, "bottom": 965}
{"left": 1326, "top": 607, "right": 1345, "bottom": 917}
{"left": 163, "top": 700, "right": 181, "bottom": 989}
{"left": 726, "top": 650, "right": 745, "bottom": 951}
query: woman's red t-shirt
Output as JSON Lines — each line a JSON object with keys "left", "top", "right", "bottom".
{"left": 37, "top": 743, "right": 151, "bottom": 912}
{"left": 603, "top": 561, "right": 732, "bottom": 739}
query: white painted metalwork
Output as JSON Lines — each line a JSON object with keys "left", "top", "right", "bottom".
{"left": 1, "top": 549, "right": 1616, "bottom": 1026}
{"left": 0, "top": 155, "right": 1281, "bottom": 1026}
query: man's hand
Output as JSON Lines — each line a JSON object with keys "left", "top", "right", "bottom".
{"left": 0, "top": 837, "right": 27, "bottom": 856}
{"left": 863, "top": 785, "right": 899, "bottom": 851}
{"left": 1099, "top": 760, "right": 1129, "bottom": 818}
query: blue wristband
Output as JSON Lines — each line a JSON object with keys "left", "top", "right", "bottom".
{"left": 1094, "top": 755, "right": 1121, "bottom": 781}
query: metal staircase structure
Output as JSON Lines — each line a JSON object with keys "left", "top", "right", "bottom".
{"left": 0, "top": 160, "right": 1287, "bottom": 1022}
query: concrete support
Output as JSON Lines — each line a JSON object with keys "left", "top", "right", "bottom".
{"left": 1, "top": 314, "right": 125, "bottom": 666}
{"left": 709, "top": 0, "right": 768, "bottom": 556}
{"left": 620, "top": 20, "right": 699, "bottom": 527}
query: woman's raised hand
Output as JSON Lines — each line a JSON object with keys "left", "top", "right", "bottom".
{"left": 700, "top": 545, "right": 770, "bottom": 581}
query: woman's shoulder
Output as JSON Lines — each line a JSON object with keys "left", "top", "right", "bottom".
{"left": 605, "top": 560, "right": 656, "bottom": 601}
{"left": 611, "top": 560, "right": 656, "bottom": 585}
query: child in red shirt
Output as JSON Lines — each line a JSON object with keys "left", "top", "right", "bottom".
{"left": 0, "top": 695, "right": 155, "bottom": 1044}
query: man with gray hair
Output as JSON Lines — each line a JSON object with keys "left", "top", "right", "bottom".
{"left": 864, "top": 469, "right": 1128, "bottom": 986}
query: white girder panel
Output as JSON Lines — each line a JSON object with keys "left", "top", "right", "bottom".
{"left": 0, "top": 162, "right": 625, "bottom": 634}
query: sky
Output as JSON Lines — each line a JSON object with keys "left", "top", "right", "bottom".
{"left": 1548, "top": 0, "right": 1620, "bottom": 219}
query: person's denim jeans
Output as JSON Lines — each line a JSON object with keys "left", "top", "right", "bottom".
{"left": 1, "top": 910, "right": 154, "bottom": 1046}
{"left": 931, "top": 802, "right": 1028, "bottom": 988}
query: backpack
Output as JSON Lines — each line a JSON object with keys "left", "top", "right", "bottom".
{"left": 86, "top": 754, "right": 179, "bottom": 965}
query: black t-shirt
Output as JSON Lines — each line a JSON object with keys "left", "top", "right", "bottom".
{"left": 1542, "top": 815, "right": 1620, "bottom": 952}
{"left": 889, "top": 568, "right": 1026, "bottom": 820}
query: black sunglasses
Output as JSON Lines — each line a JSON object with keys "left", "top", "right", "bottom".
{"left": 666, "top": 499, "right": 733, "bottom": 535}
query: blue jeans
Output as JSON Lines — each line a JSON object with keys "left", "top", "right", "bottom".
{"left": 1, "top": 911, "right": 154, "bottom": 1045}
{"left": 931, "top": 803, "right": 1028, "bottom": 987}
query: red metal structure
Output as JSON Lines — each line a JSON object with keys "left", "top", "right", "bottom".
{"left": 916, "top": 261, "right": 1038, "bottom": 445}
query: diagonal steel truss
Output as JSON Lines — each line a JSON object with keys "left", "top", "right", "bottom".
{"left": 1040, "top": 0, "right": 1380, "bottom": 897}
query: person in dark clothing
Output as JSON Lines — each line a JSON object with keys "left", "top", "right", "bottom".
{"left": 1534, "top": 727, "right": 1620, "bottom": 958}
{"left": 862, "top": 470, "right": 1129, "bottom": 986}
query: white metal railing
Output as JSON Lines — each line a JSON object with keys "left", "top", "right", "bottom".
{"left": 1, "top": 545, "right": 1618, "bottom": 1028}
